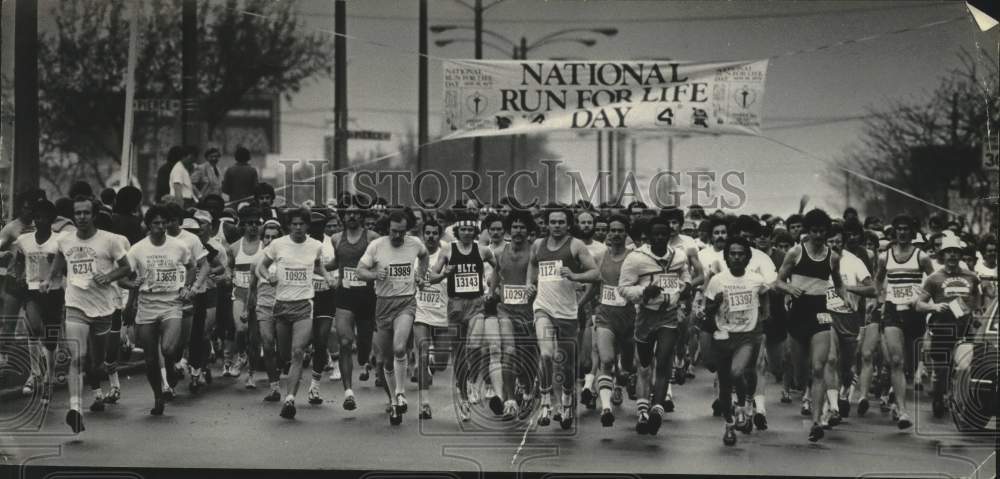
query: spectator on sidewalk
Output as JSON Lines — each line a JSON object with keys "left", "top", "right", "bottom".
{"left": 156, "top": 146, "right": 185, "bottom": 202}
{"left": 222, "top": 147, "right": 258, "bottom": 204}
{"left": 170, "top": 145, "right": 199, "bottom": 207}
{"left": 192, "top": 147, "right": 224, "bottom": 199}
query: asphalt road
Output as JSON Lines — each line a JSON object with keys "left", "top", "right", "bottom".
{"left": 1, "top": 361, "right": 995, "bottom": 477}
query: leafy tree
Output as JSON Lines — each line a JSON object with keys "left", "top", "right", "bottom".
{"left": 38, "top": 0, "right": 333, "bottom": 193}
{"left": 829, "top": 48, "right": 998, "bottom": 229}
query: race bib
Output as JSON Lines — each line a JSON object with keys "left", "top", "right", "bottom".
{"left": 313, "top": 276, "right": 328, "bottom": 291}
{"left": 25, "top": 253, "right": 47, "bottom": 289}
{"left": 943, "top": 285, "right": 970, "bottom": 297}
{"left": 387, "top": 263, "right": 412, "bottom": 282}
{"left": 282, "top": 265, "right": 309, "bottom": 286}
{"left": 600, "top": 285, "right": 627, "bottom": 307}
{"left": 888, "top": 284, "right": 914, "bottom": 304}
{"left": 538, "top": 260, "right": 563, "bottom": 282}
{"left": 948, "top": 298, "right": 970, "bottom": 318}
{"left": 152, "top": 267, "right": 182, "bottom": 293}
{"left": 728, "top": 290, "right": 755, "bottom": 313}
{"left": 816, "top": 312, "right": 833, "bottom": 325}
{"left": 341, "top": 267, "right": 365, "bottom": 288}
{"left": 417, "top": 289, "right": 444, "bottom": 307}
{"left": 825, "top": 288, "right": 851, "bottom": 313}
{"left": 502, "top": 285, "right": 529, "bottom": 305}
{"left": 654, "top": 273, "right": 682, "bottom": 294}
{"left": 68, "top": 258, "right": 95, "bottom": 289}
{"left": 233, "top": 270, "right": 252, "bottom": 289}
{"left": 453, "top": 272, "right": 480, "bottom": 293}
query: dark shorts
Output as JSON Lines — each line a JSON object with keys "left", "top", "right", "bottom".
{"left": 448, "top": 296, "right": 485, "bottom": 326}
{"left": 0, "top": 275, "right": 28, "bottom": 302}
{"left": 375, "top": 296, "right": 416, "bottom": 331}
{"left": 880, "top": 302, "right": 927, "bottom": 340}
{"left": 273, "top": 299, "right": 313, "bottom": 324}
{"left": 634, "top": 307, "right": 678, "bottom": 343}
{"left": 594, "top": 304, "right": 636, "bottom": 342}
{"left": 25, "top": 290, "right": 65, "bottom": 345}
{"left": 498, "top": 303, "right": 534, "bottom": 339}
{"left": 832, "top": 311, "right": 863, "bottom": 339}
{"left": 925, "top": 313, "right": 970, "bottom": 368}
{"left": 313, "top": 289, "right": 337, "bottom": 318}
{"left": 764, "top": 294, "right": 788, "bottom": 344}
{"left": 534, "top": 310, "right": 579, "bottom": 344}
{"left": 335, "top": 287, "right": 376, "bottom": 316}
{"left": 787, "top": 294, "right": 831, "bottom": 344}
{"left": 710, "top": 331, "right": 762, "bottom": 366}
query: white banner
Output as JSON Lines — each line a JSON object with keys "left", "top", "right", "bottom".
{"left": 442, "top": 59, "right": 768, "bottom": 139}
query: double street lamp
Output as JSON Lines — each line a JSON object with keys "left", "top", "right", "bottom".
{"left": 431, "top": 25, "right": 617, "bottom": 59}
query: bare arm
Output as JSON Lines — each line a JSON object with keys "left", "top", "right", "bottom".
{"left": 773, "top": 247, "right": 803, "bottom": 297}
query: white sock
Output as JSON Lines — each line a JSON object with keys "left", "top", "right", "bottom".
{"left": 394, "top": 357, "right": 407, "bottom": 395}
{"left": 583, "top": 373, "right": 595, "bottom": 390}
{"left": 285, "top": 394, "right": 295, "bottom": 403}
{"left": 160, "top": 367, "right": 169, "bottom": 386}
{"left": 827, "top": 389, "right": 840, "bottom": 413}
{"left": 667, "top": 383, "right": 673, "bottom": 396}
{"left": 70, "top": 396, "right": 81, "bottom": 411}
{"left": 109, "top": 371, "right": 120, "bottom": 389}
{"left": 561, "top": 391, "right": 572, "bottom": 407}
{"left": 754, "top": 394, "right": 766, "bottom": 414}
{"left": 270, "top": 381, "right": 280, "bottom": 391}
{"left": 344, "top": 388, "right": 354, "bottom": 398}
{"left": 384, "top": 367, "right": 398, "bottom": 403}
{"left": 310, "top": 378, "right": 320, "bottom": 390}
{"left": 93, "top": 388, "right": 104, "bottom": 399}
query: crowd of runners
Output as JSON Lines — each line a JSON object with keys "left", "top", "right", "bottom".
{"left": 0, "top": 179, "right": 996, "bottom": 445}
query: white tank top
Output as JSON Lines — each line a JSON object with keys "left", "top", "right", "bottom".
{"left": 415, "top": 249, "right": 448, "bottom": 327}
{"left": 884, "top": 247, "right": 924, "bottom": 305}
{"left": 233, "top": 238, "right": 264, "bottom": 291}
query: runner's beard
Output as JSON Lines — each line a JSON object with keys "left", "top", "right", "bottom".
{"left": 577, "top": 228, "right": 594, "bottom": 241}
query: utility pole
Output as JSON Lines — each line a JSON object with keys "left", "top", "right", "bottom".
{"left": 666, "top": 136, "right": 674, "bottom": 196}
{"left": 607, "top": 131, "right": 615, "bottom": 201}
{"left": 472, "top": 0, "right": 483, "bottom": 173}
{"left": 844, "top": 170, "right": 850, "bottom": 210}
{"left": 13, "top": 0, "right": 38, "bottom": 204}
{"left": 596, "top": 131, "right": 603, "bottom": 205}
{"left": 181, "top": 0, "right": 200, "bottom": 147}
{"left": 417, "top": 0, "right": 427, "bottom": 172}
{"left": 334, "top": 0, "right": 348, "bottom": 192}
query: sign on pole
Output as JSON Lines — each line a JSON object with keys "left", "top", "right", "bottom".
{"left": 983, "top": 131, "right": 999, "bottom": 171}
{"left": 442, "top": 59, "right": 769, "bottom": 139}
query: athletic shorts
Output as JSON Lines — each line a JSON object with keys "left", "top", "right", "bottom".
{"left": 534, "top": 310, "right": 579, "bottom": 344}
{"left": 499, "top": 303, "right": 534, "bottom": 339}
{"left": 594, "top": 304, "right": 636, "bottom": 342}
{"left": 313, "top": 289, "right": 337, "bottom": 318}
{"left": 375, "top": 296, "right": 416, "bottom": 331}
{"left": 787, "top": 294, "right": 831, "bottom": 344}
{"left": 335, "top": 287, "right": 376, "bottom": 315}
{"left": 25, "top": 290, "right": 65, "bottom": 330}
{"left": 448, "top": 296, "right": 485, "bottom": 326}
{"left": 710, "top": 331, "right": 762, "bottom": 365}
{"left": 925, "top": 313, "right": 970, "bottom": 368}
{"left": 256, "top": 302, "right": 275, "bottom": 322}
{"left": 880, "top": 302, "right": 927, "bottom": 340}
{"left": 764, "top": 294, "right": 788, "bottom": 344}
{"left": 0, "top": 275, "right": 28, "bottom": 302}
{"left": 634, "top": 307, "right": 678, "bottom": 343}
{"left": 273, "top": 299, "right": 313, "bottom": 324}
{"left": 65, "top": 307, "right": 113, "bottom": 334}
{"left": 203, "top": 289, "right": 218, "bottom": 308}
{"left": 831, "top": 311, "right": 863, "bottom": 339}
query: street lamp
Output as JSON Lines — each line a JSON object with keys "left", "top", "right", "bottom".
{"left": 434, "top": 38, "right": 512, "bottom": 56}
{"left": 436, "top": 37, "right": 598, "bottom": 55}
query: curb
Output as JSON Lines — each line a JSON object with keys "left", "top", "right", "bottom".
{"left": 0, "top": 360, "right": 146, "bottom": 402}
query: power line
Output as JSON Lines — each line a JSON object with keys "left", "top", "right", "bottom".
{"left": 296, "top": 3, "right": 953, "bottom": 25}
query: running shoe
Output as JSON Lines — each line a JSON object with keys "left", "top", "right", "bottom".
{"left": 808, "top": 422, "right": 824, "bottom": 442}
{"left": 468, "top": 381, "right": 481, "bottom": 405}
{"left": 559, "top": 404, "right": 574, "bottom": 430}
{"left": 280, "top": 400, "right": 296, "bottom": 419}
{"left": 890, "top": 404, "right": 900, "bottom": 422}
{"left": 753, "top": 411, "right": 768, "bottom": 431}
{"left": 150, "top": 398, "right": 165, "bottom": 416}
{"left": 245, "top": 371, "right": 256, "bottom": 389}
{"left": 458, "top": 399, "right": 472, "bottom": 422}
{"left": 66, "top": 409, "right": 85, "bottom": 433}
{"left": 343, "top": 393, "right": 357, "bottom": 411}
{"left": 735, "top": 407, "right": 752, "bottom": 434}
{"left": 828, "top": 409, "right": 842, "bottom": 427}
{"left": 104, "top": 386, "right": 121, "bottom": 404}
{"left": 932, "top": 394, "right": 946, "bottom": 418}
{"left": 324, "top": 353, "right": 335, "bottom": 371}
{"left": 780, "top": 390, "right": 793, "bottom": 404}
{"left": 600, "top": 408, "right": 615, "bottom": 427}
{"left": 800, "top": 398, "right": 811, "bottom": 416}
{"left": 264, "top": 387, "right": 281, "bottom": 402}
{"left": 647, "top": 405, "right": 664, "bottom": 435}
{"left": 308, "top": 385, "right": 323, "bottom": 405}
{"left": 626, "top": 373, "right": 637, "bottom": 400}
{"left": 489, "top": 395, "right": 504, "bottom": 416}
{"left": 374, "top": 375, "right": 385, "bottom": 388}
{"left": 329, "top": 363, "right": 342, "bottom": 381}
{"left": 663, "top": 394, "right": 675, "bottom": 413}
{"left": 359, "top": 363, "right": 371, "bottom": 381}
{"left": 685, "top": 363, "right": 696, "bottom": 380}
{"left": 420, "top": 403, "right": 432, "bottom": 420}
{"left": 857, "top": 397, "right": 870, "bottom": 416}
{"left": 89, "top": 395, "right": 105, "bottom": 412}
{"left": 162, "top": 385, "right": 175, "bottom": 402}
{"left": 672, "top": 366, "right": 686, "bottom": 385}
{"left": 203, "top": 368, "right": 213, "bottom": 385}
{"left": 502, "top": 400, "right": 519, "bottom": 421}
{"left": 896, "top": 411, "right": 913, "bottom": 430}
{"left": 719, "top": 420, "right": 736, "bottom": 448}
{"left": 581, "top": 387, "right": 595, "bottom": 408}
{"left": 21, "top": 375, "right": 35, "bottom": 396}
{"left": 396, "top": 393, "right": 408, "bottom": 414}
{"left": 611, "top": 387, "right": 624, "bottom": 407}
{"left": 635, "top": 410, "right": 650, "bottom": 435}
{"left": 389, "top": 404, "right": 403, "bottom": 425}
{"left": 189, "top": 373, "right": 203, "bottom": 394}
{"left": 537, "top": 404, "right": 552, "bottom": 427}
